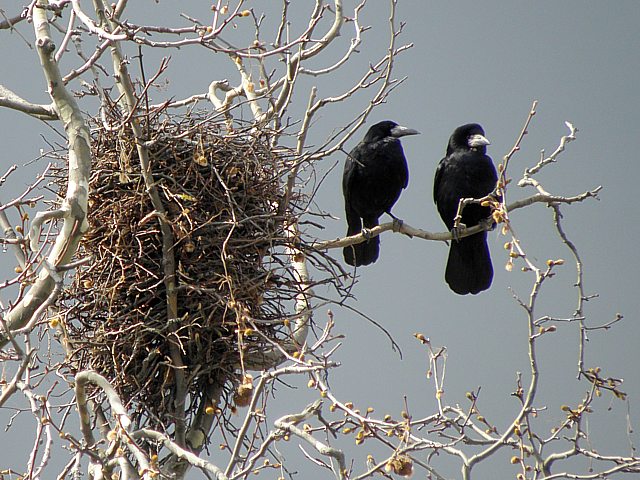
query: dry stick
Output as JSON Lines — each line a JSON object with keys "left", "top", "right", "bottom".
{"left": 462, "top": 109, "right": 581, "bottom": 479}
{"left": 237, "top": 219, "right": 312, "bottom": 371}
{"left": 306, "top": 0, "right": 411, "bottom": 163}
{"left": 503, "top": 100, "right": 538, "bottom": 185}
{"left": 0, "top": 326, "right": 33, "bottom": 408}
{"left": 543, "top": 461, "right": 640, "bottom": 480}
{"left": 0, "top": 9, "right": 25, "bottom": 30}
{"left": 524, "top": 120, "right": 577, "bottom": 177}
{"left": 0, "top": 164, "right": 50, "bottom": 216}
{"left": 0, "top": 209, "right": 27, "bottom": 270}
{"left": 312, "top": 372, "right": 465, "bottom": 463}
{"left": 75, "top": 371, "right": 153, "bottom": 477}
{"left": 209, "top": 166, "right": 247, "bottom": 372}
{"left": 274, "top": 400, "right": 347, "bottom": 480}
{"left": 463, "top": 264, "right": 553, "bottom": 479}
{"left": 551, "top": 203, "right": 589, "bottom": 379}
{"left": 224, "top": 375, "right": 268, "bottom": 476}
{"left": 133, "top": 429, "right": 228, "bottom": 480}
{"left": 111, "top": 1, "right": 309, "bottom": 56}
{"left": 300, "top": 0, "right": 368, "bottom": 77}
{"left": 19, "top": 380, "right": 54, "bottom": 479}
{"left": 227, "top": 363, "right": 338, "bottom": 478}
{"left": 95, "top": 0, "right": 187, "bottom": 449}
{"left": 233, "top": 3, "right": 350, "bottom": 372}
{"left": 62, "top": 36, "right": 113, "bottom": 84}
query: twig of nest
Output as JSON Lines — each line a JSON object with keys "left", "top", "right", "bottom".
{"left": 52, "top": 113, "right": 303, "bottom": 429}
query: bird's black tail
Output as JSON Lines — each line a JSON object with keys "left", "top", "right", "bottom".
{"left": 343, "top": 215, "right": 380, "bottom": 267}
{"left": 445, "top": 232, "right": 493, "bottom": 295}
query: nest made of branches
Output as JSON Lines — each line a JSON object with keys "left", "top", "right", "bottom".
{"left": 54, "top": 113, "right": 302, "bottom": 428}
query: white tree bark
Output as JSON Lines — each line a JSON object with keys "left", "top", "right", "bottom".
{"left": 0, "top": 0, "right": 90, "bottom": 347}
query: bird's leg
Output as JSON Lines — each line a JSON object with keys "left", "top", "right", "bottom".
{"left": 451, "top": 223, "right": 467, "bottom": 242}
{"left": 386, "top": 211, "right": 404, "bottom": 233}
{"left": 361, "top": 227, "right": 372, "bottom": 240}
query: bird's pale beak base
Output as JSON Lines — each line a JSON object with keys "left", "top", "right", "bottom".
{"left": 468, "top": 134, "right": 490, "bottom": 148}
{"left": 390, "top": 125, "right": 420, "bottom": 138}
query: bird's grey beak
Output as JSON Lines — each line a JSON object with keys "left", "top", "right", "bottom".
{"left": 390, "top": 125, "right": 420, "bottom": 138}
{"left": 468, "top": 134, "right": 490, "bottom": 148}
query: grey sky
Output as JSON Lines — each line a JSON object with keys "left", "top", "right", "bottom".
{"left": 0, "top": 1, "right": 638, "bottom": 479}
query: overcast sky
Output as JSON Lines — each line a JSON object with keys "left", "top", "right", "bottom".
{"left": 1, "top": 1, "right": 639, "bottom": 479}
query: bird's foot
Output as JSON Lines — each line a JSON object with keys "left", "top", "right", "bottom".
{"left": 361, "top": 227, "right": 372, "bottom": 240}
{"left": 386, "top": 212, "right": 405, "bottom": 233}
{"left": 392, "top": 217, "right": 404, "bottom": 233}
{"left": 451, "top": 223, "right": 467, "bottom": 242}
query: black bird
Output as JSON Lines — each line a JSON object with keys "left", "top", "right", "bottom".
{"left": 434, "top": 123, "right": 498, "bottom": 294}
{"left": 342, "top": 120, "right": 419, "bottom": 266}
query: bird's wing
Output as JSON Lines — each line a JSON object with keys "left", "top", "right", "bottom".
{"left": 342, "top": 148, "right": 358, "bottom": 204}
{"left": 401, "top": 149, "right": 409, "bottom": 189}
{"left": 343, "top": 142, "right": 369, "bottom": 196}
{"left": 433, "top": 157, "right": 446, "bottom": 205}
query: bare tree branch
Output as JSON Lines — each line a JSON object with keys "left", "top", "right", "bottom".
{"left": 0, "top": 0, "right": 91, "bottom": 346}
{"left": 0, "top": 84, "right": 58, "bottom": 120}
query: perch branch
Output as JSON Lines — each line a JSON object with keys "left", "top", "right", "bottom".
{"left": 313, "top": 189, "right": 601, "bottom": 251}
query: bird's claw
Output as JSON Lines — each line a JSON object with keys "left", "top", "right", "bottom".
{"left": 451, "top": 224, "right": 466, "bottom": 242}
{"left": 392, "top": 217, "right": 403, "bottom": 233}
{"left": 361, "top": 227, "right": 372, "bottom": 240}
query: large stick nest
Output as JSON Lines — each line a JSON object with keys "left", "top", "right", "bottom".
{"left": 55, "top": 113, "right": 302, "bottom": 428}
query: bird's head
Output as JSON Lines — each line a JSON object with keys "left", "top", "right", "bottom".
{"left": 448, "top": 123, "right": 490, "bottom": 154}
{"left": 363, "top": 120, "right": 420, "bottom": 143}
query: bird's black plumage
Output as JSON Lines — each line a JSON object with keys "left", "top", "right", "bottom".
{"left": 434, "top": 123, "right": 498, "bottom": 294}
{"left": 342, "top": 121, "right": 419, "bottom": 266}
